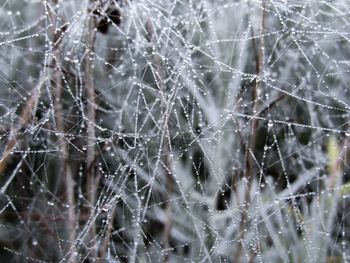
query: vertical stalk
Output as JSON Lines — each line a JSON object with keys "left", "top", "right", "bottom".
{"left": 48, "top": 1, "right": 78, "bottom": 261}
{"left": 234, "top": 1, "right": 266, "bottom": 262}
{"left": 98, "top": 204, "right": 117, "bottom": 261}
{"left": 163, "top": 126, "right": 174, "bottom": 262}
{"left": 85, "top": 8, "right": 98, "bottom": 259}
{"left": 145, "top": 18, "right": 174, "bottom": 261}
{"left": 54, "top": 69, "right": 78, "bottom": 263}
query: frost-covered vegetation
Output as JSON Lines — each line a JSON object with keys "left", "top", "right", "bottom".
{"left": 0, "top": 0, "right": 350, "bottom": 262}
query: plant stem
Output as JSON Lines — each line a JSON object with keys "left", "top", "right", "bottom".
{"left": 46, "top": 1, "right": 78, "bottom": 261}
{"left": 85, "top": 9, "right": 98, "bottom": 259}
{"left": 234, "top": 1, "right": 266, "bottom": 262}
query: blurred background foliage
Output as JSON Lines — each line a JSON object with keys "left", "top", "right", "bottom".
{"left": 0, "top": 0, "right": 350, "bottom": 262}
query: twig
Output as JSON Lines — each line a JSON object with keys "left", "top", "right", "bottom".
{"left": 85, "top": 6, "right": 98, "bottom": 259}
{"left": 145, "top": 17, "right": 175, "bottom": 262}
{"left": 98, "top": 197, "right": 118, "bottom": 261}
{"left": 0, "top": 82, "right": 42, "bottom": 173}
{"left": 48, "top": 1, "right": 78, "bottom": 261}
{"left": 144, "top": 16, "right": 174, "bottom": 261}
{"left": 234, "top": 1, "right": 266, "bottom": 262}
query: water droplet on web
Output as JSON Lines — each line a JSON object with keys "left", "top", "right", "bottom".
{"left": 32, "top": 239, "right": 38, "bottom": 246}
{"left": 268, "top": 120, "right": 273, "bottom": 129}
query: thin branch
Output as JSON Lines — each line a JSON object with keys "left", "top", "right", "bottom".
{"left": 234, "top": 1, "right": 266, "bottom": 262}
{"left": 85, "top": 5, "right": 98, "bottom": 259}
{"left": 48, "top": 1, "right": 78, "bottom": 261}
{"left": 0, "top": 81, "right": 42, "bottom": 173}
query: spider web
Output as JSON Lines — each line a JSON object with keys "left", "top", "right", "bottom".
{"left": 0, "top": 0, "right": 350, "bottom": 262}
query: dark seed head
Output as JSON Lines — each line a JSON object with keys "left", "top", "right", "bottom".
{"left": 96, "top": 8, "right": 122, "bottom": 34}
{"left": 108, "top": 8, "right": 121, "bottom": 26}
{"left": 97, "top": 17, "right": 109, "bottom": 34}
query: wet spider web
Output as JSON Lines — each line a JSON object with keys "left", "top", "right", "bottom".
{"left": 0, "top": 0, "right": 350, "bottom": 262}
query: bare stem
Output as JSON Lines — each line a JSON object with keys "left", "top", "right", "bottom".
{"left": 49, "top": 1, "right": 78, "bottom": 261}
{"left": 0, "top": 84, "right": 41, "bottom": 173}
{"left": 234, "top": 1, "right": 266, "bottom": 262}
{"left": 98, "top": 202, "right": 117, "bottom": 261}
{"left": 85, "top": 8, "right": 98, "bottom": 259}
{"left": 145, "top": 17, "right": 174, "bottom": 261}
